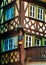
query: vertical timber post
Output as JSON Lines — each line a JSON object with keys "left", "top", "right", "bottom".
{"left": 18, "top": 29, "right": 25, "bottom": 65}
{"left": 18, "top": 0, "right": 25, "bottom": 65}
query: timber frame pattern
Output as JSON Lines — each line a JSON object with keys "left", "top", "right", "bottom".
{"left": 0, "top": 0, "right": 46, "bottom": 65}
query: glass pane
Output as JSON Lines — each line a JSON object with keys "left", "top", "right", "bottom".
{"left": 5, "top": 7, "right": 14, "bottom": 21}
{"left": 5, "top": 40, "right": 8, "bottom": 45}
{"left": 4, "top": 40, "right": 8, "bottom": 51}
{"left": 30, "top": 6, "right": 32, "bottom": 11}
{"left": 9, "top": 38, "right": 13, "bottom": 50}
{"left": 41, "top": 9, "right": 42, "bottom": 14}
{"left": 5, "top": 46, "right": 8, "bottom": 50}
{"left": 14, "top": 36, "right": 18, "bottom": 49}
{"left": 33, "top": 7, "right": 35, "bottom": 12}
{"left": 38, "top": 9, "right": 40, "bottom": 13}
{"left": 26, "top": 36, "right": 28, "bottom": 41}
{"left": 26, "top": 42, "right": 28, "bottom": 47}
{"left": 41, "top": 15, "right": 42, "bottom": 19}
{"left": 29, "top": 43, "right": 31, "bottom": 47}
{"left": 5, "top": 9, "right": 9, "bottom": 21}
{"left": 11, "top": 7, "right": 14, "bottom": 18}
{"left": 45, "top": 40, "right": 46, "bottom": 45}
{"left": 37, "top": 39, "right": 39, "bottom": 45}
{"left": 33, "top": 12, "right": 35, "bottom": 17}
{"left": 30, "top": 12, "right": 32, "bottom": 16}
{"left": 38, "top": 14, "right": 40, "bottom": 19}
{"left": 29, "top": 37, "right": 31, "bottom": 42}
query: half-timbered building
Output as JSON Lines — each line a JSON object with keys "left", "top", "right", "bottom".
{"left": 0, "top": 0, "right": 46, "bottom": 65}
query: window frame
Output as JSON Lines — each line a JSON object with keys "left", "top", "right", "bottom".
{"left": 4, "top": 38, "right": 14, "bottom": 51}
{"left": 29, "top": 4, "right": 36, "bottom": 18}
{"left": 37, "top": 7, "right": 44, "bottom": 21}
{"left": 29, "top": 3, "right": 44, "bottom": 21}
{"left": 25, "top": 35, "right": 32, "bottom": 47}
{"left": 3, "top": 36, "right": 18, "bottom": 52}
{"left": 35, "top": 38, "right": 41, "bottom": 46}
{"left": 1, "top": 37, "right": 18, "bottom": 52}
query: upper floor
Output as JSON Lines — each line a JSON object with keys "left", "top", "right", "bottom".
{"left": 0, "top": 0, "right": 46, "bottom": 38}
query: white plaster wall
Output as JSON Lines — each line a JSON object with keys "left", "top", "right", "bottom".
{"left": 15, "top": 0, "right": 19, "bottom": 16}
{"left": 24, "top": 2, "right": 28, "bottom": 16}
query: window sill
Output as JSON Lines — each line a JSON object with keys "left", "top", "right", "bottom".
{"left": 28, "top": 16, "right": 44, "bottom": 23}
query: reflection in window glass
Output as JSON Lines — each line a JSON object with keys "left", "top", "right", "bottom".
{"left": 5, "top": 7, "right": 14, "bottom": 21}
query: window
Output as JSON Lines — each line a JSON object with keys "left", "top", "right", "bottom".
{"left": 38, "top": 8, "right": 43, "bottom": 20}
{"left": 29, "top": 3, "right": 44, "bottom": 21}
{"left": 25, "top": 35, "right": 32, "bottom": 47}
{"left": 35, "top": 38, "right": 41, "bottom": 46}
{"left": 4, "top": 39, "right": 9, "bottom": 51}
{"left": 44, "top": 39, "right": 46, "bottom": 46}
{"left": 4, "top": 38, "right": 14, "bottom": 51}
{"left": 2, "top": 36, "right": 18, "bottom": 52}
{"left": 29, "top": 5, "right": 36, "bottom": 18}
{"left": 5, "top": 7, "right": 14, "bottom": 21}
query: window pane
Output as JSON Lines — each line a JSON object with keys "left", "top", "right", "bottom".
{"left": 35, "top": 39, "right": 41, "bottom": 46}
{"left": 33, "top": 7, "right": 35, "bottom": 12}
{"left": 33, "top": 12, "right": 35, "bottom": 17}
{"left": 41, "top": 9, "right": 42, "bottom": 14}
{"left": 9, "top": 38, "right": 13, "bottom": 50}
{"left": 38, "top": 9, "right": 40, "bottom": 13}
{"left": 11, "top": 7, "right": 14, "bottom": 18}
{"left": 37, "top": 39, "right": 39, "bottom": 45}
{"left": 41, "top": 15, "right": 42, "bottom": 19}
{"left": 30, "top": 6, "right": 32, "bottom": 11}
{"left": 26, "top": 36, "right": 28, "bottom": 41}
{"left": 30, "top": 5, "right": 36, "bottom": 18}
{"left": 45, "top": 40, "right": 46, "bottom": 45}
{"left": 26, "top": 42, "right": 28, "bottom": 47}
{"left": 5, "top": 7, "right": 14, "bottom": 21}
{"left": 38, "top": 14, "right": 40, "bottom": 19}
{"left": 29, "top": 37, "right": 31, "bottom": 42}
{"left": 4, "top": 40, "right": 8, "bottom": 51}
{"left": 38, "top": 8, "right": 43, "bottom": 20}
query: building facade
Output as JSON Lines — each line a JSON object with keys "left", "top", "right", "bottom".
{"left": 0, "top": 0, "right": 46, "bottom": 65}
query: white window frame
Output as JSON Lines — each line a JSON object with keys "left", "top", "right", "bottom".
{"left": 25, "top": 35, "right": 32, "bottom": 47}
{"left": 29, "top": 4, "right": 36, "bottom": 18}
{"left": 35, "top": 38, "right": 41, "bottom": 46}
{"left": 38, "top": 8, "right": 43, "bottom": 21}
{"left": 4, "top": 37, "right": 14, "bottom": 51}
